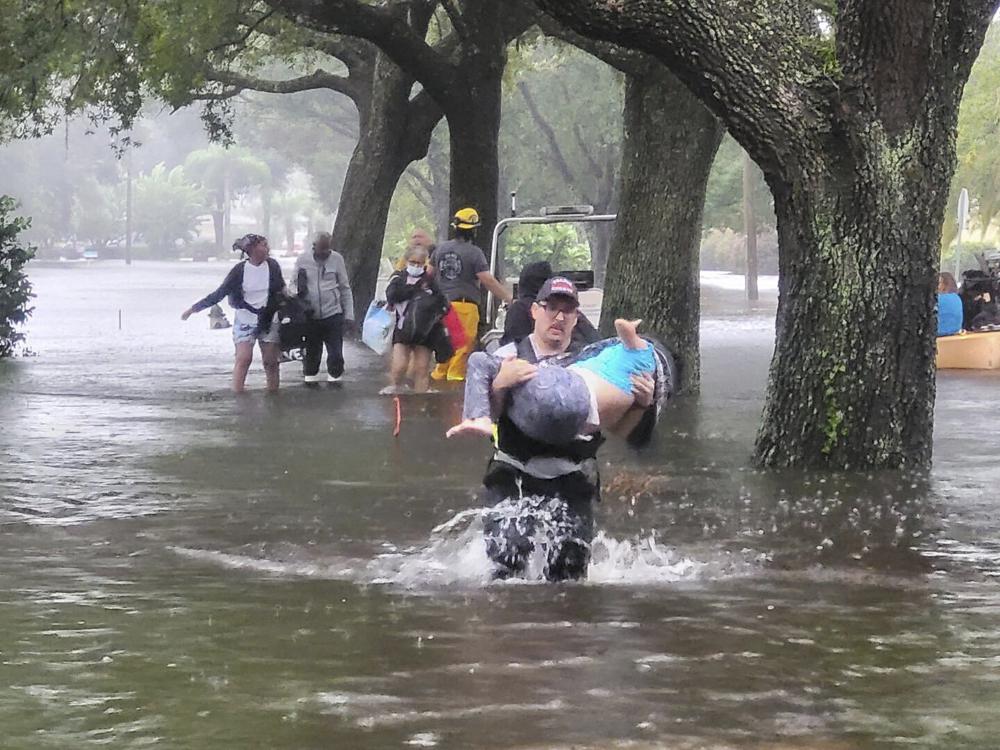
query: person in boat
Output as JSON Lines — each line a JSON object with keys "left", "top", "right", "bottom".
{"left": 457, "top": 277, "right": 674, "bottom": 582}
{"left": 181, "top": 234, "right": 285, "bottom": 393}
{"left": 501, "top": 260, "right": 599, "bottom": 347}
{"left": 937, "top": 272, "right": 963, "bottom": 336}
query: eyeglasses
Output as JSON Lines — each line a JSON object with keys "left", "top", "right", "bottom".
{"left": 537, "top": 301, "right": 579, "bottom": 318}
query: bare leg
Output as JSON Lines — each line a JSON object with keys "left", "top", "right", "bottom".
{"left": 260, "top": 342, "right": 281, "bottom": 392}
{"left": 411, "top": 346, "right": 432, "bottom": 393}
{"left": 388, "top": 344, "right": 411, "bottom": 389}
{"left": 614, "top": 318, "right": 648, "bottom": 350}
{"left": 232, "top": 342, "right": 254, "bottom": 393}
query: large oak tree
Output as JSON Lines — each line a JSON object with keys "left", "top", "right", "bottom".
{"left": 536, "top": 0, "right": 1000, "bottom": 469}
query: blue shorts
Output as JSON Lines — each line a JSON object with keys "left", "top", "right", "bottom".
{"left": 571, "top": 340, "right": 655, "bottom": 393}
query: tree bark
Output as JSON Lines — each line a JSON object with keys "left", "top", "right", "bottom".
{"left": 332, "top": 54, "right": 442, "bottom": 320}
{"left": 742, "top": 150, "right": 759, "bottom": 302}
{"left": 535, "top": 0, "right": 998, "bottom": 469}
{"left": 598, "top": 64, "right": 723, "bottom": 394}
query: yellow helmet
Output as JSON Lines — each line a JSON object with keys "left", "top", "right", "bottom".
{"left": 452, "top": 207, "right": 481, "bottom": 230}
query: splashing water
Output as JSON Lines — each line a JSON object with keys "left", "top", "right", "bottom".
{"left": 173, "top": 501, "right": 720, "bottom": 588}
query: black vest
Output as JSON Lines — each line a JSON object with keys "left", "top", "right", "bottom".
{"left": 493, "top": 337, "right": 605, "bottom": 465}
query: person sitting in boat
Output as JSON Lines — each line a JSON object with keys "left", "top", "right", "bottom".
{"left": 937, "top": 272, "right": 962, "bottom": 336}
{"left": 959, "top": 270, "right": 995, "bottom": 330}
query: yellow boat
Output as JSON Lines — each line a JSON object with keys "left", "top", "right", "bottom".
{"left": 937, "top": 330, "right": 1000, "bottom": 369}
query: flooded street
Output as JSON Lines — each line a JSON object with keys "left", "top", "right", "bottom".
{"left": 3, "top": 261, "right": 1000, "bottom": 749}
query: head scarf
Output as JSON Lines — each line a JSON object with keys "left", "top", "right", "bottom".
{"left": 233, "top": 234, "right": 266, "bottom": 256}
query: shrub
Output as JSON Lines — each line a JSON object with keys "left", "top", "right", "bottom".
{"left": 0, "top": 196, "right": 36, "bottom": 357}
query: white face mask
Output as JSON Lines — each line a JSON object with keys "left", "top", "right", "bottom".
{"left": 406, "top": 263, "right": 425, "bottom": 277}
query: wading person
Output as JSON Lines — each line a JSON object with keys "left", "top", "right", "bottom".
{"left": 181, "top": 234, "right": 286, "bottom": 393}
{"left": 429, "top": 207, "right": 512, "bottom": 382}
{"left": 501, "top": 260, "right": 599, "bottom": 347}
{"left": 384, "top": 243, "right": 451, "bottom": 393}
{"left": 294, "top": 232, "right": 355, "bottom": 383}
{"left": 468, "top": 278, "right": 671, "bottom": 581}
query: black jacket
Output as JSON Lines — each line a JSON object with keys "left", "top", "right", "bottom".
{"left": 192, "top": 258, "right": 286, "bottom": 331}
{"left": 386, "top": 270, "right": 450, "bottom": 344}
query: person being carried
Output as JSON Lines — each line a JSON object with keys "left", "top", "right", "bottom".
{"left": 449, "top": 307, "right": 656, "bottom": 444}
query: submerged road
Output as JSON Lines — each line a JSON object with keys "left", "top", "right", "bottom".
{"left": 1, "top": 261, "right": 999, "bottom": 749}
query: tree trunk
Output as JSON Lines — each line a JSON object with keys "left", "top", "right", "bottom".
{"left": 332, "top": 55, "right": 441, "bottom": 320}
{"left": 441, "top": 4, "right": 507, "bottom": 253}
{"left": 755, "top": 139, "right": 954, "bottom": 468}
{"left": 599, "top": 65, "right": 723, "bottom": 394}
{"left": 211, "top": 207, "right": 224, "bottom": 253}
{"left": 533, "top": 0, "right": 997, "bottom": 469}
{"left": 742, "top": 150, "right": 759, "bottom": 302}
{"left": 444, "top": 90, "right": 502, "bottom": 254}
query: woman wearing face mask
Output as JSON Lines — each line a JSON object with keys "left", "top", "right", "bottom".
{"left": 181, "top": 234, "right": 286, "bottom": 393}
{"left": 384, "top": 243, "right": 451, "bottom": 393}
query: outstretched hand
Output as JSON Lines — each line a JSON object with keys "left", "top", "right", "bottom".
{"left": 181, "top": 308, "right": 193, "bottom": 321}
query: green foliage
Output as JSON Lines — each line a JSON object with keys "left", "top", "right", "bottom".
{"left": 702, "top": 135, "right": 775, "bottom": 232}
{"left": 504, "top": 224, "right": 590, "bottom": 273}
{"left": 183, "top": 145, "right": 272, "bottom": 206}
{"left": 133, "top": 164, "right": 205, "bottom": 253}
{"left": 500, "top": 40, "right": 623, "bottom": 217}
{"left": 0, "top": 196, "right": 36, "bottom": 357}
{"left": 946, "top": 22, "right": 1000, "bottom": 249}
{"left": 72, "top": 178, "right": 125, "bottom": 248}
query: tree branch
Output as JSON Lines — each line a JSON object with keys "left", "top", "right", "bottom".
{"left": 206, "top": 68, "right": 359, "bottom": 101}
{"left": 516, "top": 80, "right": 577, "bottom": 188}
{"left": 265, "top": 0, "right": 457, "bottom": 104}
{"left": 532, "top": 0, "right": 830, "bottom": 180}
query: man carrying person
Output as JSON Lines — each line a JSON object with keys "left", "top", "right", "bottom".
{"left": 429, "top": 207, "right": 512, "bottom": 382}
{"left": 474, "top": 277, "right": 673, "bottom": 581}
{"left": 294, "top": 232, "right": 355, "bottom": 383}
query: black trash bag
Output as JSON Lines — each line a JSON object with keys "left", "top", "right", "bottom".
{"left": 277, "top": 296, "right": 311, "bottom": 355}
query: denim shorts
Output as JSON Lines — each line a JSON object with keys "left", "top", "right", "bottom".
{"left": 232, "top": 317, "right": 280, "bottom": 345}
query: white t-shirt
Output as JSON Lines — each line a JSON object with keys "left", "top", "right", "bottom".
{"left": 235, "top": 260, "right": 270, "bottom": 327}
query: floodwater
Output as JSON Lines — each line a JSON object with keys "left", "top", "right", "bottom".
{"left": 2, "top": 261, "right": 999, "bottom": 749}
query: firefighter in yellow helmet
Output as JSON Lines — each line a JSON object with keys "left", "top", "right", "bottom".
{"left": 429, "top": 207, "right": 512, "bottom": 381}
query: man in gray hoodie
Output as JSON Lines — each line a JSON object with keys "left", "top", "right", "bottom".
{"left": 294, "top": 232, "right": 355, "bottom": 382}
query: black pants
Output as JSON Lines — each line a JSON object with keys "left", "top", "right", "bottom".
{"left": 479, "top": 459, "right": 599, "bottom": 582}
{"left": 303, "top": 314, "right": 345, "bottom": 378}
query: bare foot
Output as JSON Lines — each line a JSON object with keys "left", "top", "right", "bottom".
{"left": 614, "top": 318, "right": 648, "bottom": 350}
{"left": 446, "top": 417, "right": 494, "bottom": 439}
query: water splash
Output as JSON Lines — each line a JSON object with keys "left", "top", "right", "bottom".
{"left": 172, "top": 505, "right": 724, "bottom": 588}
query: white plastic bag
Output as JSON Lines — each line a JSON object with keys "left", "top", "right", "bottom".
{"left": 361, "top": 300, "right": 395, "bottom": 355}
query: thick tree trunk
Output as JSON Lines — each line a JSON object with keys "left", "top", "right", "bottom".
{"left": 756, "top": 138, "right": 953, "bottom": 468}
{"left": 534, "top": 0, "right": 997, "bottom": 469}
{"left": 599, "top": 66, "right": 723, "bottom": 394}
{"left": 332, "top": 55, "right": 441, "bottom": 320}
{"left": 440, "top": 2, "right": 508, "bottom": 252}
